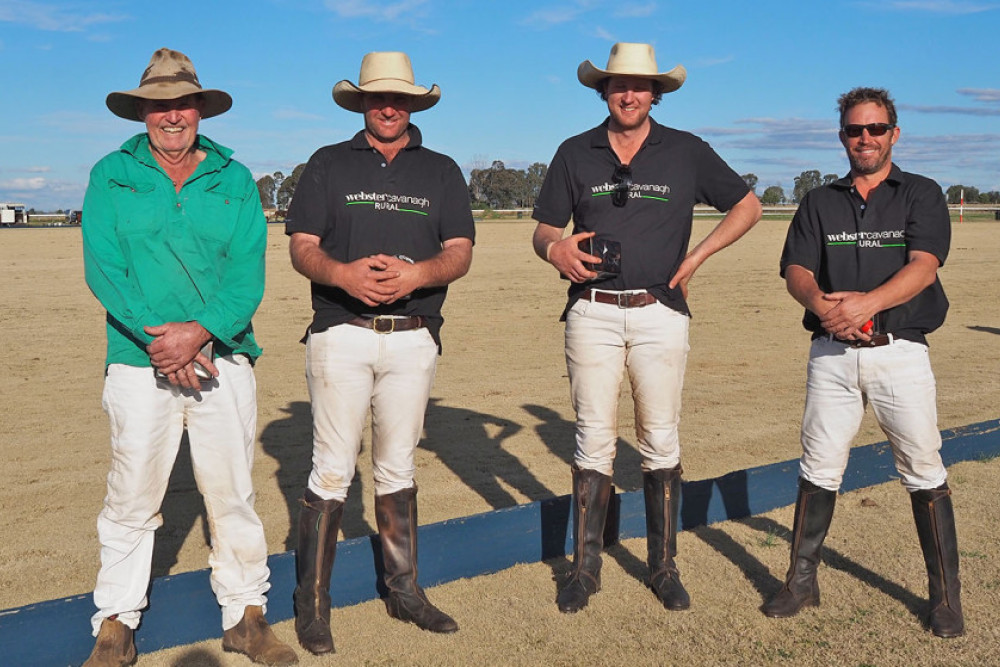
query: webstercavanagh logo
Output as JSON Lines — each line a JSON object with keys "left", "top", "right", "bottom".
{"left": 825, "top": 230, "right": 906, "bottom": 248}
{"left": 344, "top": 191, "right": 430, "bottom": 215}
{"left": 590, "top": 181, "right": 671, "bottom": 203}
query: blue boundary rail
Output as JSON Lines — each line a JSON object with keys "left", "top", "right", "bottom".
{"left": 2, "top": 419, "right": 997, "bottom": 665}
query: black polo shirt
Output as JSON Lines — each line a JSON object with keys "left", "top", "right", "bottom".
{"left": 532, "top": 117, "right": 749, "bottom": 317}
{"left": 780, "top": 164, "right": 950, "bottom": 344}
{"left": 285, "top": 125, "right": 475, "bottom": 345}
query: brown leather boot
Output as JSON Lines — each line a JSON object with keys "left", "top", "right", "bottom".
{"left": 82, "top": 617, "right": 136, "bottom": 667}
{"left": 911, "top": 483, "right": 965, "bottom": 638}
{"left": 375, "top": 486, "right": 458, "bottom": 633}
{"left": 762, "top": 477, "right": 836, "bottom": 618}
{"left": 557, "top": 465, "right": 612, "bottom": 613}
{"left": 222, "top": 605, "right": 298, "bottom": 666}
{"left": 644, "top": 465, "right": 690, "bottom": 610}
{"left": 293, "top": 489, "right": 343, "bottom": 654}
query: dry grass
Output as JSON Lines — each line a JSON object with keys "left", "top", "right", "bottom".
{"left": 1, "top": 219, "right": 998, "bottom": 665}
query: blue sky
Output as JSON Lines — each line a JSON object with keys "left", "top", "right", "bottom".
{"left": 1, "top": 0, "right": 999, "bottom": 211}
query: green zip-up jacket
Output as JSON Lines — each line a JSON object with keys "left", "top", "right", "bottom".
{"left": 83, "top": 133, "right": 265, "bottom": 367}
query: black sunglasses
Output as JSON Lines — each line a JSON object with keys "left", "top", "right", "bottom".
{"left": 612, "top": 165, "right": 632, "bottom": 207}
{"left": 841, "top": 123, "right": 895, "bottom": 138}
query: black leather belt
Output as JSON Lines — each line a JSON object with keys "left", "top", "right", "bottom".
{"left": 814, "top": 333, "right": 894, "bottom": 348}
{"left": 584, "top": 289, "right": 657, "bottom": 308}
{"left": 346, "top": 315, "right": 426, "bottom": 334}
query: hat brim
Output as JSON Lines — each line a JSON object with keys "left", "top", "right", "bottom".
{"left": 332, "top": 80, "right": 441, "bottom": 113}
{"left": 106, "top": 84, "right": 233, "bottom": 122}
{"left": 577, "top": 60, "right": 686, "bottom": 93}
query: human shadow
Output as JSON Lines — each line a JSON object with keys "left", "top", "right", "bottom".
{"left": 259, "top": 401, "right": 374, "bottom": 546}
{"left": 523, "top": 403, "right": 646, "bottom": 593}
{"left": 168, "top": 648, "right": 222, "bottom": 666}
{"left": 521, "top": 403, "right": 644, "bottom": 492}
{"left": 680, "top": 472, "right": 923, "bottom": 622}
{"left": 967, "top": 325, "right": 1000, "bottom": 336}
{"left": 151, "top": 431, "right": 210, "bottom": 578}
{"left": 420, "top": 398, "right": 547, "bottom": 508}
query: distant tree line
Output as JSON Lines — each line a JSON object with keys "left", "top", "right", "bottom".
{"left": 254, "top": 159, "right": 548, "bottom": 213}
{"left": 943, "top": 184, "right": 1000, "bottom": 204}
{"left": 468, "top": 160, "right": 547, "bottom": 210}
{"left": 742, "top": 171, "right": 999, "bottom": 206}
{"left": 256, "top": 165, "right": 996, "bottom": 214}
{"left": 256, "top": 164, "right": 306, "bottom": 211}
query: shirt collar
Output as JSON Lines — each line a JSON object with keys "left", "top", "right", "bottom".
{"left": 121, "top": 133, "right": 231, "bottom": 173}
{"left": 832, "top": 163, "right": 903, "bottom": 190}
{"left": 349, "top": 123, "right": 424, "bottom": 151}
{"left": 588, "top": 116, "right": 664, "bottom": 150}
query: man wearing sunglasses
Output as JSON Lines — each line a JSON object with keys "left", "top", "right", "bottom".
{"left": 769, "top": 87, "right": 963, "bottom": 638}
{"left": 530, "top": 42, "right": 761, "bottom": 615}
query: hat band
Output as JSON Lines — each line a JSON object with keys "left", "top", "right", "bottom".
{"left": 360, "top": 76, "right": 418, "bottom": 87}
{"left": 140, "top": 72, "right": 201, "bottom": 87}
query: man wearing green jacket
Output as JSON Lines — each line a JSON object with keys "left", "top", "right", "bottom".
{"left": 81, "top": 48, "right": 296, "bottom": 667}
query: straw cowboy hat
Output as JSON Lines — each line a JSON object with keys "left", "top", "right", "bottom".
{"left": 333, "top": 51, "right": 441, "bottom": 113}
{"left": 577, "top": 42, "right": 686, "bottom": 93}
{"left": 106, "top": 48, "right": 233, "bottom": 122}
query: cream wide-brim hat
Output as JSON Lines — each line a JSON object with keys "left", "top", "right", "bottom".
{"left": 106, "top": 47, "right": 232, "bottom": 122}
{"left": 332, "top": 51, "right": 441, "bottom": 113}
{"left": 577, "top": 42, "right": 686, "bottom": 93}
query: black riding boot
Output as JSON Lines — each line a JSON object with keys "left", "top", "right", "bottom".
{"left": 375, "top": 486, "right": 458, "bottom": 633}
{"left": 557, "top": 465, "right": 613, "bottom": 613}
{"left": 293, "top": 489, "right": 343, "bottom": 655}
{"left": 762, "top": 477, "right": 836, "bottom": 617}
{"left": 911, "top": 483, "right": 964, "bottom": 638}
{"left": 643, "top": 465, "right": 690, "bottom": 610}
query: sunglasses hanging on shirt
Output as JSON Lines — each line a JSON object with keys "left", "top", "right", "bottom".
{"left": 612, "top": 165, "right": 632, "bottom": 207}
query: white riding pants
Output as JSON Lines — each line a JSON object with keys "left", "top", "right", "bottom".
{"left": 91, "top": 355, "right": 269, "bottom": 635}
{"left": 564, "top": 293, "right": 690, "bottom": 476}
{"left": 305, "top": 323, "right": 439, "bottom": 500}
{"left": 800, "top": 336, "right": 947, "bottom": 493}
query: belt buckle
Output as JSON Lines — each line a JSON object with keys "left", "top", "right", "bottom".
{"left": 616, "top": 293, "right": 629, "bottom": 308}
{"left": 372, "top": 316, "right": 395, "bottom": 334}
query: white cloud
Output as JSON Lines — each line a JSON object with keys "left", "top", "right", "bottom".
{"left": 521, "top": 0, "right": 604, "bottom": 27}
{"left": 0, "top": 177, "right": 48, "bottom": 190}
{"left": 592, "top": 26, "right": 615, "bottom": 42}
{"left": 859, "top": 0, "right": 999, "bottom": 13}
{"left": 617, "top": 3, "right": 657, "bottom": 18}
{"left": 323, "top": 0, "right": 429, "bottom": 22}
{"left": 0, "top": 0, "right": 128, "bottom": 32}
{"left": 900, "top": 103, "right": 1000, "bottom": 116}
{"left": 956, "top": 88, "right": 1000, "bottom": 103}
{"left": 698, "top": 117, "right": 840, "bottom": 151}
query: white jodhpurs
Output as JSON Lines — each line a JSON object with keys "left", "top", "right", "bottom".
{"left": 799, "top": 336, "right": 947, "bottom": 493}
{"left": 304, "top": 323, "right": 439, "bottom": 500}
{"left": 91, "top": 355, "right": 269, "bottom": 635}
{"left": 564, "top": 292, "right": 690, "bottom": 476}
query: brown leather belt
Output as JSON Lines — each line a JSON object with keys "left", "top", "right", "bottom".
{"left": 846, "top": 333, "right": 893, "bottom": 348}
{"left": 346, "top": 315, "right": 426, "bottom": 334}
{"left": 584, "top": 289, "right": 658, "bottom": 308}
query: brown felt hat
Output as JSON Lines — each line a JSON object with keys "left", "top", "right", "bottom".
{"left": 577, "top": 42, "right": 686, "bottom": 93}
{"left": 333, "top": 51, "right": 440, "bottom": 113}
{"left": 106, "top": 48, "right": 232, "bottom": 122}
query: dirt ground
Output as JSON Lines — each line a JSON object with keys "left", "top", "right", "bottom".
{"left": 1, "top": 218, "right": 998, "bottom": 666}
